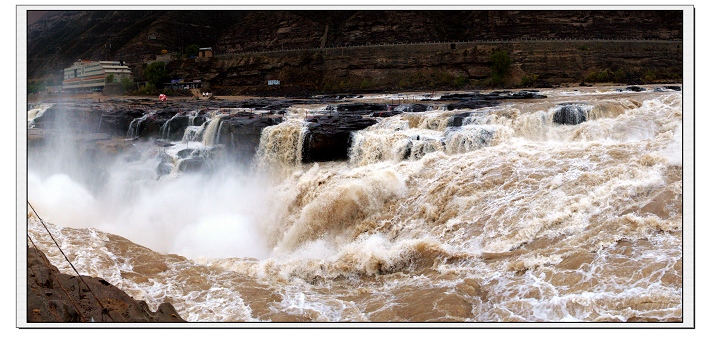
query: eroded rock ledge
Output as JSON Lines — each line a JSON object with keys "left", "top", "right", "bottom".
{"left": 27, "top": 247, "right": 186, "bottom": 323}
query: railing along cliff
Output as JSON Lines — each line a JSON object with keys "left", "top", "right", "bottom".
{"left": 213, "top": 38, "right": 682, "bottom": 60}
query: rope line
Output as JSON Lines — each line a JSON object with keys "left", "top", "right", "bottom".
{"left": 27, "top": 201, "right": 116, "bottom": 322}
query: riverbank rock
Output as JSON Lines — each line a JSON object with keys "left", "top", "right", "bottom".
{"left": 27, "top": 247, "right": 185, "bottom": 323}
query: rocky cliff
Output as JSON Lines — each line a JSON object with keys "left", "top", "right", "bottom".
{"left": 27, "top": 9, "right": 684, "bottom": 92}
{"left": 168, "top": 39, "right": 682, "bottom": 96}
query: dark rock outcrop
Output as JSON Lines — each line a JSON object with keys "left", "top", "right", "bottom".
{"left": 27, "top": 247, "right": 185, "bottom": 323}
{"left": 31, "top": 103, "right": 104, "bottom": 133}
{"left": 214, "top": 114, "right": 284, "bottom": 162}
{"left": 656, "top": 85, "right": 681, "bottom": 92}
{"left": 302, "top": 113, "right": 378, "bottom": 163}
{"left": 159, "top": 113, "right": 208, "bottom": 141}
{"left": 439, "top": 90, "right": 547, "bottom": 101}
{"left": 393, "top": 104, "right": 431, "bottom": 113}
{"left": 441, "top": 91, "right": 546, "bottom": 111}
{"left": 553, "top": 104, "right": 588, "bottom": 125}
{"left": 626, "top": 86, "right": 647, "bottom": 92}
{"left": 371, "top": 111, "right": 402, "bottom": 118}
{"left": 336, "top": 103, "right": 389, "bottom": 113}
{"left": 447, "top": 113, "right": 473, "bottom": 127}
{"left": 99, "top": 108, "right": 147, "bottom": 136}
{"left": 446, "top": 100, "right": 500, "bottom": 111}
{"left": 132, "top": 109, "right": 188, "bottom": 139}
{"left": 123, "top": 108, "right": 211, "bottom": 140}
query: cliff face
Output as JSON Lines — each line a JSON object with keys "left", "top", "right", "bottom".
{"left": 27, "top": 10, "right": 684, "bottom": 92}
{"left": 211, "top": 10, "right": 683, "bottom": 52}
{"left": 216, "top": 11, "right": 327, "bottom": 54}
{"left": 166, "top": 39, "right": 681, "bottom": 96}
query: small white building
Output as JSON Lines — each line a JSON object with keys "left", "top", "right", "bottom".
{"left": 198, "top": 47, "right": 213, "bottom": 58}
{"left": 62, "top": 60, "right": 132, "bottom": 92}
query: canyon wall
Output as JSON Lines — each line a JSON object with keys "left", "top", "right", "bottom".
{"left": 166, "top": 39, "right": 682, "bottom": 96}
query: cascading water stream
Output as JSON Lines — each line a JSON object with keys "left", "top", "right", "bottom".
{"left": 253, "top": 114, "right": 309, "bottom": 177}
{"left": 27, "top": 104, "right": 52, "bottom": 128}
{"left": 127, "top": 113, "right": 151, "bottom": 139}
{"left": 202, "top": 115, "right": 224, "bottom": 147}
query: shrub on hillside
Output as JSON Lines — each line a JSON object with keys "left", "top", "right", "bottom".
{"left": 490, "top": 50, "right": 511, "bottom": 86}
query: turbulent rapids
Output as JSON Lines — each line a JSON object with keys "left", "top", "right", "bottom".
{"left": 26, "top": 86, "right": 684, "bottom": 323}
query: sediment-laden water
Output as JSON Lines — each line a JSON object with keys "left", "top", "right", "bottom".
{"left": 26, "top": 86, "right": 685, "bottom": 323}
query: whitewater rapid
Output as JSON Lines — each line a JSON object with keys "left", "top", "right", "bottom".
{"left": 26, "top": 86, "right": 685, "bottom": 323}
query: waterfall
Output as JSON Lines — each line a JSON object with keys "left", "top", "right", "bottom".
{"left": 159, "top": 113, "right": 180, "bottom": 140}
{"left": 202, "top": 116, "right": 223, "bottom": 146}
{"left": 253, "top": 116, "right": 308, "bottom": 175}
{"left": 127, "top": 114, "right": 150, "bottom": 139}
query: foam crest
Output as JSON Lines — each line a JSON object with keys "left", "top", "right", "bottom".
{"left": 350, "top": 131, "right": 409, "bottom": 165}
{"left": 269, "top": 165, "right": 407, "bottom": 254}
{"left": 444, "top": 124, "right": 512, "bottom": 155}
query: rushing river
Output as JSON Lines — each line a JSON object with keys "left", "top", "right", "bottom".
{"left": 26, "top": 86, "right": 686, "bottom": 323}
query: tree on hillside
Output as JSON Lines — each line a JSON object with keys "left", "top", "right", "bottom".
{"left": 121, "top": 76, "right": 134, "bottom": 91}
{"left": 145, "top": 61, "right": 167, "bottom": 87}
{"left": 186, "top": 44, "right": 200, "bottom": 58}
{"left": 490, "top": 50, "right": 511, "bottom": 86}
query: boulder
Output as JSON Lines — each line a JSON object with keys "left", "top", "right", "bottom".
{"left": 156, "top": 162, "right": 173, "bottom": 177}
{"left": 553, "top": 104, "right": 587, "bottom": 125}
{"left": 447, "top": 112, "right": 473, "bottom": 127}
{"left": 626, "top": 86, "right": 646, "bottom": 92}
{"left": 177, "top": 157, "right": 205, "bottom": 173}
